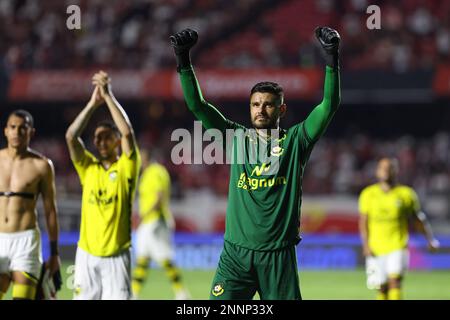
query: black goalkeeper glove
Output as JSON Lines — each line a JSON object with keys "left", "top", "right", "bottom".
{"left": 170, "top": 28, "right": 198, "bottom": 72}
{"left": 315, "top": 26, "right": 340, "bottom": 69}
{"left": 35, "top": 265, "right": 62, "bottom": 300}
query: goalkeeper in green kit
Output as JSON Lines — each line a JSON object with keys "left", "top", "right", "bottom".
{"left": 170, "top": 27, "right": 341, "bottom": 300}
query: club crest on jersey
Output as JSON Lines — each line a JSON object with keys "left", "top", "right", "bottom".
{"left": 212, "top": 283, "right": 224, "bottom": 297}
{"left": 109, "top": 171, "right": 118, "bottom": 181}
{"left": 271, "top": 145, "right": 284, "bottom": 157}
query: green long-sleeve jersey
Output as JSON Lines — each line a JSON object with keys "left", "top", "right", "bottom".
{"left": 179, "top": 65, "right": 340, "bottom": 251}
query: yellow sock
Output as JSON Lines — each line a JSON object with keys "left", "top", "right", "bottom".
{"left": 376, "top": 292, "right": 387, "bottom": 300}
{"left": 173, "top": 282, "right": 183, "bottom": 292}
{"left": 12, "top": 284, "right": 36, "bottom": 300}
{"left": 162, "top": 260, "right": 184, "bottom": 293}
{"left": 132, "top": 257, "right": 149, "bottom": 298}
{"left": 388, "top": 288, "right": 402, "bottom": 300}
{"left": 131, "top": 280, "right": 143, "bottom": 298}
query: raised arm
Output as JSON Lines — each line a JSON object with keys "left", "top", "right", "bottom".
{"left": 170, "top": 29, "right": 230, "bottom": 132}
{"left": 65, "top": 87, "right": 102, "bottom": 162}
{"left": 93, "top": 71, "right": 137, "bottom": 157}
{"left": 40, "top": 159, "right": 61, "bottom": 276}
{"left": 304, "top": 27, "right": 341, "bottom": 142}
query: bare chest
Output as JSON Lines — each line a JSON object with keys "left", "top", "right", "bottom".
{"left": 0, "top": 158, "right": 41, "bottom": 193}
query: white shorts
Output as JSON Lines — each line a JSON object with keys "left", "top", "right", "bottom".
{"left": 365, "top": 249, "right": 409, "bottom": 289}
{"left": 73, "top": 247, "right": 131, "bottom": 300}
{"left": 135, "top": 219, "right": 174, "bottom": 262}
{"left": 0, "top": 229, "right": 42, "bottom": 279}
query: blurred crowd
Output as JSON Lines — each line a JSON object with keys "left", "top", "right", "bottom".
{"left": 29, "top": 127, "right": 450, "bottom": 199}
{"left": 1, "top": 0, "right": 449, "bottom": 72}
{"left": 0, "top": 0, "right": 259, "bottom": 71}
{"left": 200, "top": 0, "right": 450, "bottom": 71}
{"left": 304, "top": 132, "right": 450, "bottom": 196}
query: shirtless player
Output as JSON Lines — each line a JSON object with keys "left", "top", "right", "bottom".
{"left": 0, "top": 110, "right": 60, "bottom": 300}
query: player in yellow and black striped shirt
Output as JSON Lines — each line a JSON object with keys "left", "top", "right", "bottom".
{"left": 66, "top": 71, "right": 141, "bottom": 300}
{"left": 359, "top": 158, "right": 439, "bottom": 300}
{"left": 132, "top": 150, "right": 190, "bottom": 300}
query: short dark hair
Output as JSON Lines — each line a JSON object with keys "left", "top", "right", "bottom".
{"left": 95, "top": 120, "right": 121, "bottom": 138}
{"left": 250, "top": 82, "right": 284, "bottom": 105}
{"left": 8, "top": 109, "right": 34, "bottom": 128}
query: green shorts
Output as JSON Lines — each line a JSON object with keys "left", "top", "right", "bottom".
{"left": 209, "top": 241, "right": 301, "bottom": 300}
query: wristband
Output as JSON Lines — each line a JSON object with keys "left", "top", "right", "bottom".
{"left": 50, "top": 241, "right": 59, "bottom": 256}
{"left": 175, "top": 51, "right": 192, "bottom": 72}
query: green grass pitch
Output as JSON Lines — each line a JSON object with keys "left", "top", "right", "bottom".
{"left": 3, "top": 262, "right": 450, "bottom": 300}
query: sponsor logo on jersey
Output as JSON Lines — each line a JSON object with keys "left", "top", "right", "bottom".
{"left": 237, "top": 172, "right": 287, "bottom": 191}
{"left": 251, "top": 163, "right": 271, "bottom": 177}
{"left": 88, "top": 189, "right": 117, "bottom": 206}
